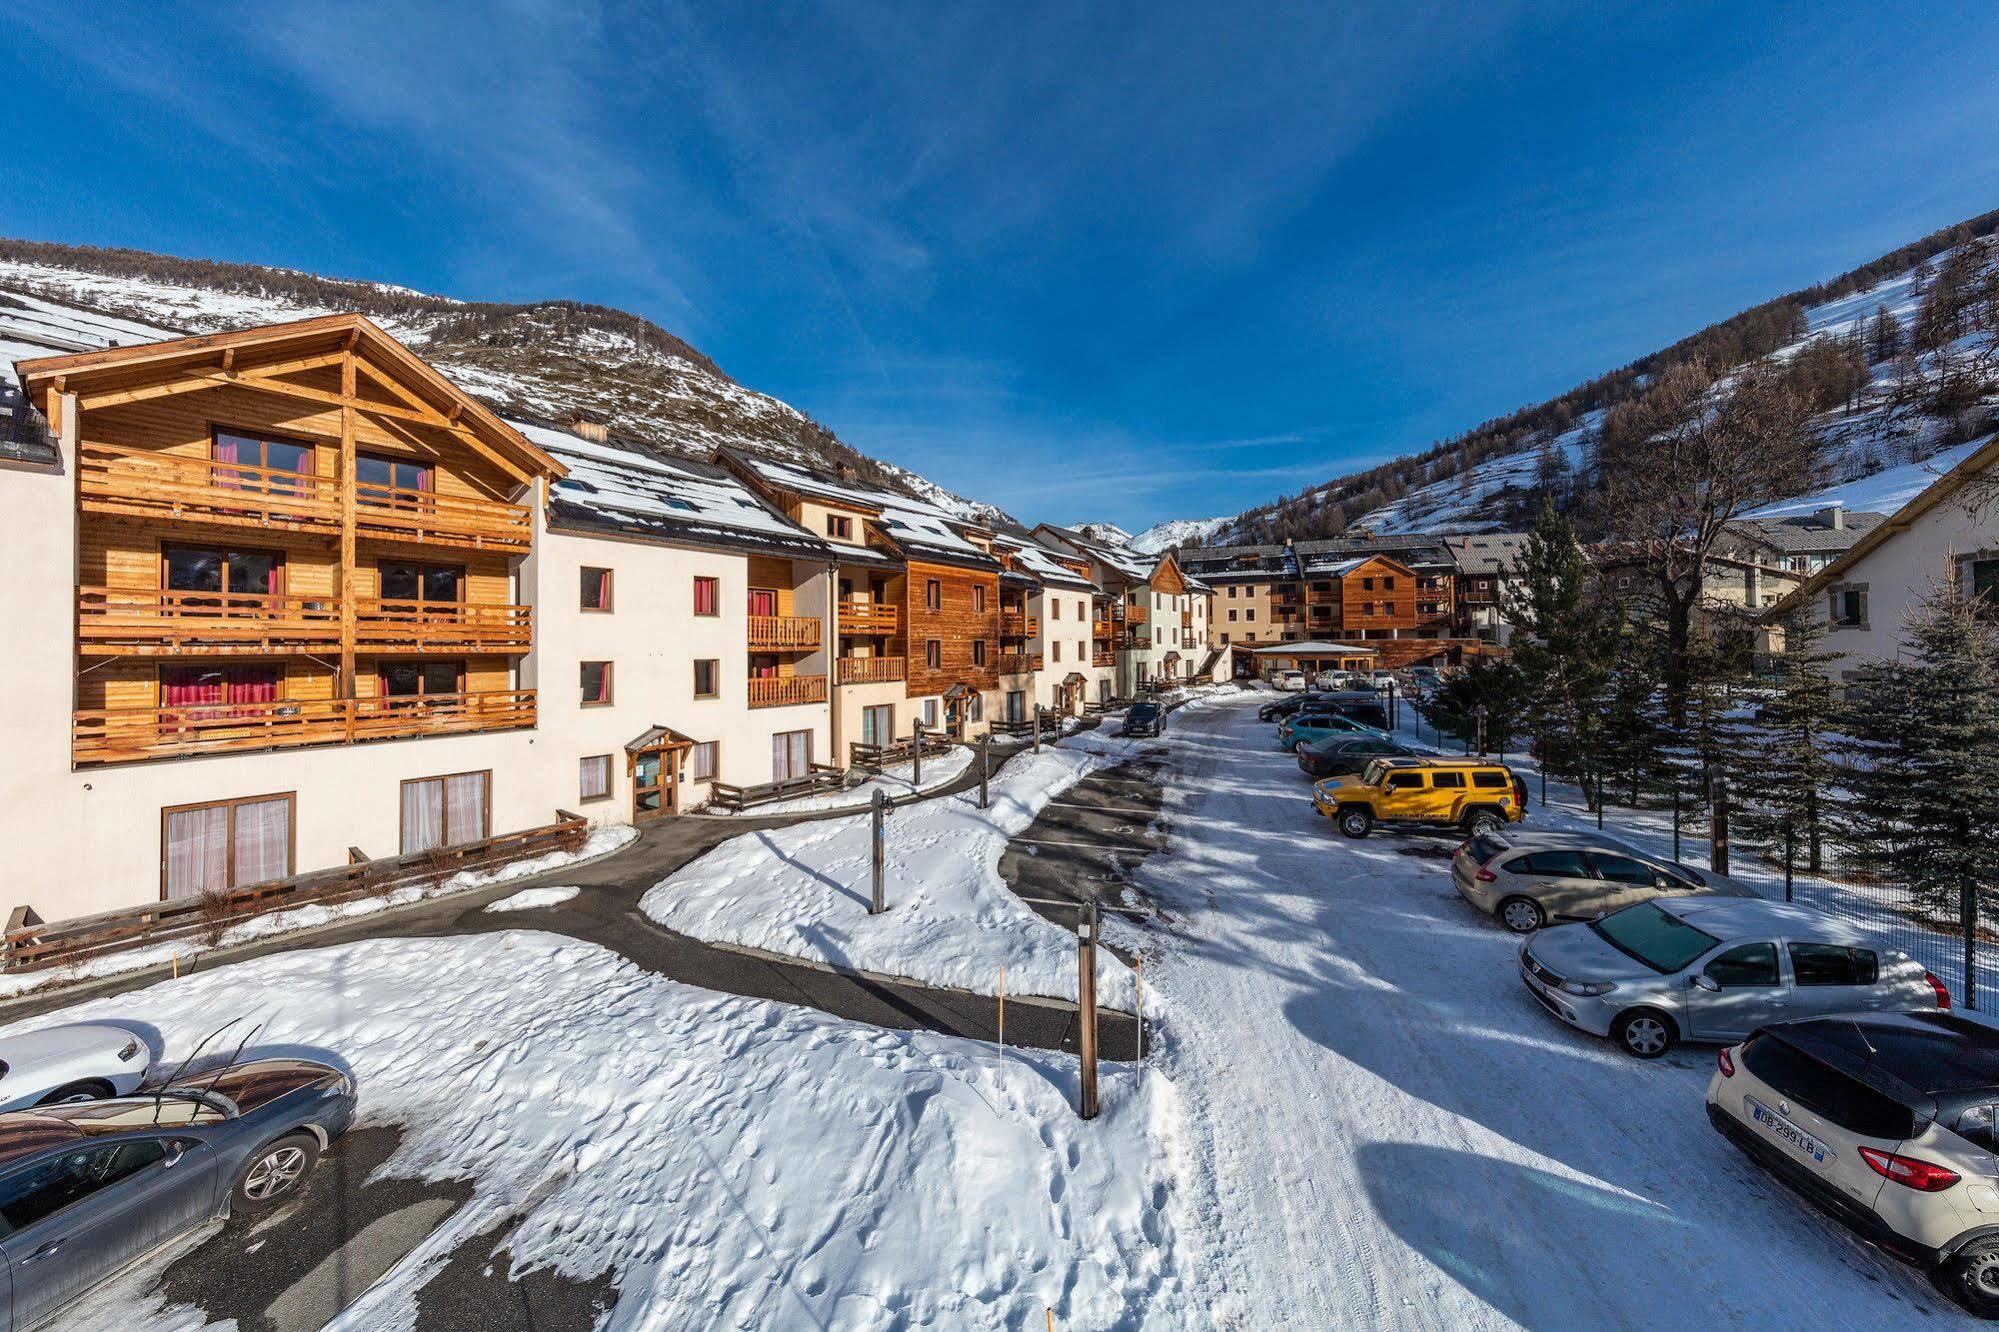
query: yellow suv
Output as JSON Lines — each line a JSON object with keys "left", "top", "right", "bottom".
{"left": 1314, "top": 756, "right": 1526, "bottom": 839}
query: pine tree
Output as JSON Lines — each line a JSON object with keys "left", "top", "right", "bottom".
{"left": 1506, "top": 503, "right": 1619, "bottom": 790}
{"left": 1735, "top": 604, "right": 1845, "bottom": 870}
{"left": 1837, "top": 577, "right": 1999, "bottom": 919}
{"left": 1597, "top": 629, "right": 1671, "bottom": 805}
{"left": 1869, "top": 303, "right": 1902, "bottom": 363}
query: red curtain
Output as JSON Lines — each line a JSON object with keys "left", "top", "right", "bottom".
{"left": 163, "top": 667, "right": 279, "bottom": 710}
{"left": 748, "top": 589, "right": 777, "bottom": 616}
{"left": 693, "top": 578, "right": 716, "bottom": 615}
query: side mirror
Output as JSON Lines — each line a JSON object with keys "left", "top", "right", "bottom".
{"left": 1690, "top": 974, "right": 1721, "bottom": 992}
{"left": 163, "top": 1142, "right": 185, "bottom": 1168}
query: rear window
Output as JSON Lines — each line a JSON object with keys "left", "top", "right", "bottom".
{"left": 1471, "top": 771, "right": 1509, "bottom": 789}
{"left": 1513, "top": 850, "right": 1590, "bottom": 877}
{"left": 1467, "top": 833, "right": 1509, "bottom": 864}
{"left": 1740, "top": 1034, "right": 1915, "bottom": 1140}
{"left": 1955, "top": 1104, "right": 1999, "bottom": 1153}
{"left": 1789, "top": 943, "right": 1880, "bottom": 987}
{"left": 1590, "top": 902, "right": 1717, "bottom": 973}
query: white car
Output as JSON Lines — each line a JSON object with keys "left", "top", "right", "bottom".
{"left": 0, "top": 1023, "right": 151, "bottom": 1108}
{"left": 1276, "top": 670, "right": 1308, "bottom": 692}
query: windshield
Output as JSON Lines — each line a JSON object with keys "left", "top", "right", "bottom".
{"left": 1589, "top": 903, "right": 1719, "bottom": 974}
{"left": 1130, "top": 704, "right": 1159, "bottom": 718}
{"left": 1360, "top": 760, "right": 1387, "bottom": 785}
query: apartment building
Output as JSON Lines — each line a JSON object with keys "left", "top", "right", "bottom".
{"left": 1029, "top": 526, "right": 1220, "bottom": 693}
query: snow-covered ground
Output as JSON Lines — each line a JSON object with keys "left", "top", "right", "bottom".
{"left": 641, "top": 718, "right": 1191, "bottom": 1009}
{"left": 482, "top": 885, "right": 582, "bottom": 914}
{"left": 712, "top": 745, "right": 975, "bottom": 817}
{"left": 19, "top": 931, "right": 1197, "bottom": 1328}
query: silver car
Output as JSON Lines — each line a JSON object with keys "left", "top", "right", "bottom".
{"left": 1519, "top": 897, "right": 1946, "bottom": 1059}
{"left": 1453, "top": 830, "right": 1757, "bottom": 934}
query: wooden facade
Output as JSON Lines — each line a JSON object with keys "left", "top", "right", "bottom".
{"left": 17, "top": 315, "right": 561, "bottom": 768}
{"left": 904, "top": 559, "right": 1001, "bottom": 698}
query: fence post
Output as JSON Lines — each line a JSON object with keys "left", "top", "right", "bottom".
{"left": 978, "top": 732, "right": 991, "bottom": 810}
{"left": 1077, "top": 899, "right": 1100, "bottom": 1120}
{"left": 1783, "top": 820, "right": 1795, "bottom": 904}
{"left": 1965, "top": 874, "right": 1979, "bottom": 1013}
{"left": 1672, "top": 790, "right": 1681, "bottom": 864}
{"left": 1709, "top": 772, "right": 1730, "bottom": 876}
{"left": 1033, "top": 704, "right": 1043, "bottom": 753}
{"left": 911, "top": 722, "right": 923, "bottom": 784}
{"left": 870, "top": 789, "right": 889, "bottom": 915}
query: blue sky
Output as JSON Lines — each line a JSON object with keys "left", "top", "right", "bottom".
{"left": 3, "top": 3, "right": 1998, "bottom": 532}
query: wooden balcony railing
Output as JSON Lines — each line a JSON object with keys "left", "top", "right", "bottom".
{"left": 72, "top": 689, "right": 536, "bottom": 766}
{"left": 354, "top": 480, "right": 532, "bottom": 553}
{"left": 77, "top": 587, "right": 341, "bottom": 656}
{"left": 354, "top": 599, "right": 533, "bottom": 653}
{"left": 1181, "top": 612, "right": 1195, "bottom": 628}
{"left": 996, "top": 652, "right": 1043, "bottom": 675}
{"left": 747, "top": 615, "right": 821, "bottom": 651}
{"left": 998, "top": 612, "right": 1038, "bottom": 638}
{"left": 1092, "top": 650, "right": 1116, "bottom": 667}
{"left": 749, "top": 674, "right": 828, "bottom": 708}
{"left": 836, "top": 655, "right": 906, "bottom": 685}
{"left": 80, "top": 444, "right": 340, "bottom": 533}
{"left": 839, "top": 601, "right": 899, "bottom": 636}
{"left": 1125, "top": 604, "right": 1150, "bottom": 624}
{"left": 1092, "top": 619, "right": 1116, "bottom": 639}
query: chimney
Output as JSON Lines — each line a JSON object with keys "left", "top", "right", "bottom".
{"left": 565, "top": 408, "right": 609, "bottom": 443}
{"left": 1816, "top": 502, "right": 1845, "bottom": 531}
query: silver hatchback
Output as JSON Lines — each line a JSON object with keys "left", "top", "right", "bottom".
{"left": 1519, "top": 897, "right": 1947, "bottom": 1059}
{"left": 1453, "top": 830, "right": 1756, "bottom": 934}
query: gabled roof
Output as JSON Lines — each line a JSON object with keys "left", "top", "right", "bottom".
{"left": 1728, "top": 510, "right": 1886, "bottom": 555}
{"left": 1032, "top": 523, "right": 1164, "bottom": 582}
{"left": 1767, "top": 433, "right": 1999, "bottom": 621}
{"left": 1450, "top": 533, "right": 1530, "bottom": 576}
{"left": 994, "top": 534, "right": 1098, "bottom": 592}
{"left": 12, "top": 312, "right": 564, "bottom": 484}
{"left": 720, "top": 448, "right": 1002, "bottom": 573}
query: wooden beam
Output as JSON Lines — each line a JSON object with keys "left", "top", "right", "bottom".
{"left": 353, "top": 357, "right": 452, "bottom": 426}
{"left": 338, "top": 349, "right": 357, "bottom": 697}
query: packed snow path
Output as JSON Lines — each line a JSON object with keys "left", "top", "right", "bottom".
{"left": 1146, "top": 694, "right": 1970, "bottom": 1327}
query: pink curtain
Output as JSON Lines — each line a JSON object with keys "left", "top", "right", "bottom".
{"left": 164, "top": 806, "right": 229, "bottom": 900}
{"left": 231, "top": 798, "right": 291, "bottom": 885}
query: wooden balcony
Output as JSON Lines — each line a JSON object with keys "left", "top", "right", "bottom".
{"left": 996, "top": 652, "right": 1043, "bottom": 675}
{"left": 1092, "top": 619, "right": 1116, "bottom": 639}
{"left": 749, "top": 674, "right": 828, "bottom": 708}
{"left": 77, "top": 588, "right": 340, "bottom": 656}
{"left": 80, "top": 444, "right": 339, "bottom": 535}
{"left": 836, "top": 655, "right": 906, "bottom": 685}
{"left": 747, "top": 615, "right": 821, "bottom": 651}
{"left": 1125, "top": 604, "right": 1150, "bottom": 624}
{"left": 1092, "top": 650, "right": 1115, "bottom": 667}
{"left": 839, "top": 601, "right": 899, "bottom": 636}
{"left": 72, "top": 689, "right": 536, "bottom": 766}
{"left": 354, "top": 599, "right": 532, "bottom": 654}
{"left": 1181, "top": 612, "right": 1195, "bottom": 629}
{"left": 998, "top": 612, "right": 1038, "bottom": 638}
{"left": 354, "top": 480, "right": 532, "bottom": 554}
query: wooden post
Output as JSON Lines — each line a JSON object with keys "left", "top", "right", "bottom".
{"left": 870, "top": 789, "right": 889, "bottom": 914}
{"left": 1709, "top": 772, "right": 1730, "bottom": 875}
{"left": 1077, "top": 899, "right": 1099, "bottom": 1120}
{"left": 1033, "top": 704, "right": 1043, "bottom": 753}
{"left": 337, "top": 340, "right": 358, "bottom": 702}
{"left": 978, "top": 732, "right": 991, "bottom": 809}
{"left": 911, "top": 722, "right": 923, "bottom": 785}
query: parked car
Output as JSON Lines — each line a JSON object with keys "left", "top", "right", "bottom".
{"left": 0, "top": 1025, "right": 151, "bottom": 1111}
{"left": 1296, "top": 735, "right": 1414, "bottom": 780}
{"left": 1259, "top": 692, "right": 1321, "bottom": 722}
{"left": 1367, "top": 670, "right": 1397, "bottom": 691}
{"left": 1313, "top": 757, "right": 1525, "bottom": 837}
{"left": 1520, "top": 897, "right": 1946, "bottom": 1059}
{"left": 1309, "top": 690, "right": 1391, "bottom": 730}
{"left": 1706, "top": 1011, "right": 1999, "bottom": 1315}
{"left": 0, "top": 1056, "right": 354, "bottom": 1328}
{"left": 1279, "top": 711, "right": 1391, "bottom": 752}
{"left": 1452, "top": 830, "right": 1757, "bottom": 934}
{"left": 1121, "top": 702, "right": 1167, "bottom": 737}
{"left": 1275, "top": 670, "right": 1308, "bottom": 692}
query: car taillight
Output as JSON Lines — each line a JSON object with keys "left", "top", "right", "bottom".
{"left": 1859, "top": 1146, "right": 1960, "bottom": 1192}
{"left": 1925, "top": 971, "right": 1952, "bottom": 1010}
{"left": 1474, "top": 867, "right": 1498, "bottom": 883}
{"left": 1716, "top": 1047, "right": 1735, "bottom": 1077}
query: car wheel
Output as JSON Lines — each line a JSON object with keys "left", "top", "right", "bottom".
{"left": 1463, "top": 809, "right": 1505, "bottom": 836}
{"left": 1337, "top": 808, "right": 1373, "bottom": 839}
{"left": 36, "top": 1078, "right": 115, "bottom": 1106}
{"left": 1497, "top": 897, "right": 1545, "bottom": 934}
{"left": 232, "top": 1132, "right": 320, "bottom": 1212}
{"left": 1611, "top": 1009, "right": 1676, "bottom": 1059}
{"left": 1941, "top": 1238, "right": 1999, "bottom": 1317}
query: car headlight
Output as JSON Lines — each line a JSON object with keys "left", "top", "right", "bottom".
{"left": 1559, "top": 980, "right": 1618, "bottom": 997}
{"left": 117, "top": 1039, "right": 142, "bottom": 1062}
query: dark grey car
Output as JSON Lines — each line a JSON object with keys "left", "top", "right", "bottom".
{"left": 0, "top": 1056, "right": 353, "bottom": 1328}
{"left": 1121, "top": 702, "right": 1166, "bottom": 737}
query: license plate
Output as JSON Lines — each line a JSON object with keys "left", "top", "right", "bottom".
{"left": 1747, "top": 1097, "right": 1833, "bottom": 1167}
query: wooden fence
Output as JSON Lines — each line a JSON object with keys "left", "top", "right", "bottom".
{"left": 707, "top": 764, "right": 846, "bottom": 812}
{"left": 2, "top": 812, "right": 591, "bottom": 976}
{"left": 847, "top": 735, "right": 954, "bottom": 771}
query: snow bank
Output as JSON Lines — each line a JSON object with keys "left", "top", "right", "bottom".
{"left": 23, "top": 933, "right": 1198, "bottom": 1328}
{"left": 483, "top": 886, "right": 582, "bottom": 914}
{"left": 714, "top": 746, "right": 975, "bottom": 817}
{"left": 0, "top": 825, "right": 636, "bottom": 1000}
{"left": 643, "top": 707, "right": 1226, "bottom": 1009}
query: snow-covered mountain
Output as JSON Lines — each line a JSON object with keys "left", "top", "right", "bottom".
{"left": 0, "top": 239, "right": 1010, "bottom": 526}
{"left": 1128, "top": 517, "right": 1231, "bottom": 554}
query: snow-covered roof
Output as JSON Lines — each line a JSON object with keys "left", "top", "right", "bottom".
{"left": 730, "top": 451, "right": 1002, "bottom": 571}
{"left": 995, "top": 535, "right": 1098, "bottom": 592}
{"left": 1178, "top": 544, "right": 1298, "bottom": 580}
{"left": 1036, "top": 524, "right": 1155, "bottom": 580}
{"left": 1247, "top": 640, "right": 1378, "bottom": 656}
{"left": 527, "top": 422, "right": 838, "bottom": 561}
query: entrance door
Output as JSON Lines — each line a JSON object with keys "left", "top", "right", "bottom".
{"left": 632, "top": 745, "right": 679, "bottom": 821}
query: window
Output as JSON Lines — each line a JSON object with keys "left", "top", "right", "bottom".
{"left": 693, "top": 576, "right": 719, "bottom": 616}
{"left": 923, "top": 699, "right": 940, "bottom": 727}
{"left": 579, "top": 755, "right": 612, "bottom": 802}
{"left": 694, "top": 659, "right": 719, "bottom": 698}
{"left": 1830, "top": 585, "right": 1867, "bottom": 627}
{"left": 772, "top": 730, "right": 813, "bottom": 782}
{"left": 1430, "top": 771, "right": 1465, "bottom": 788}
{"left": 973, "top": 586, "right": 987, "bottom": 612}
{"left": 826, "top": 514, "right": 853, "bottom": 539}
{"left": 1246, "top": 609, "right": 1256, "bottom": 621}
{"left": 1739, "top": 1034, "right": 1913, "bottom": 1139}
{"left": 1383, "top": 576, "right": 1396, "bottom": 590}
{"left": 1789, "top": 943, "right": 1880, "bottom": 986}
{"left": 1360, "top": 602, "right": 1374, "bottom": 616}
{"left": 1051, "top": 600, "right": 1061, "bottom": 619}
{"left": 380, "top": 661, "right": 461, "bottom": 698}
{"left": 1221, "top": 633, "right": 1230, "bottom": 644}
{"left": 581, "top": 567, "right": 613, "bottom": 611}
{"left": 212, "top": 429, "right": 312, "bottom": 492}
{"left": 969, "top": 694, "right": 984, "bottom": 722}
{"left": 0, "top": 1139, "right": 172, "bottom": 1233}
{"left": 1472, "top": 771, "right": 1509, "bottom": 788}
{"left": 382, "top": 560, "right": 464, "bottom": 604}
{"left": 580, "top": 661, "right": 614, "bottom": 706}
{"left": 1228, "top": 586, "right": 1238, "bottom": 599}
{"left": 861, "top": 705, "right": 894, "bottom": 747}
{"left": 1590, "top": 855, "right": 1660, "bottom": 886}
{"left": 162, "top": 793, "right": 294, "bottom": 900}
{"left": 972, "top": 640, "right": 987, "bottom": 666}
{"left": 1052, "top": 642, "right": 1062, "bottom": 662}
{"left": 691, "top": 741, "right": 719, "bottom": 781}
{"left": 925, "top": 639, "right": 941, "bottom": 669}
{"left": 1362, "top": 577, "right": 1374, "bottom": 591}
{"left": 925, "top": 580, "right": 942, "bottom": 610}
{"left": 355, "top": 451, "right": 433, "bottom": 495}
{"left": 748, "top": 587, "right": 779, "bottom": 617}
{"left": 1228, "top": 609, "right": 1238, "bottom": 622}
{"left": 1966, "top": 556, "right": 1999, "bottom": 609}
{"left": 1386, "top": 772, "right": 1425, "bottom": 790}
{"left": 161, "top": 664, "right": 281, "bottom": 709}
{"left": 401, "top": 771, "right": 490, "bottom": 854}
{"left": 1705, "top": 943, "right": 1780, "bottom": 987}
{"left": 1513, "top": 850, "right": 1590, "bottom": 878}
{"left": 164, "top": 545, "right": 282, "bottom": 597}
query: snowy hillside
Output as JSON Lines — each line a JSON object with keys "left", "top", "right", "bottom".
{"left": 1129, "top": 516, "right": 1233, "bottom": 553}
{"left": 0, "top": 242, "right": 1007, "bottom": 525}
